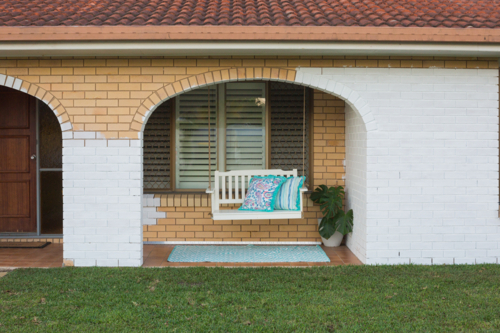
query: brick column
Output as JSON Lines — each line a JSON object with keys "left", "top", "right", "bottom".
{"left": 62, "top": 134, "right": 143, "bottom": 267}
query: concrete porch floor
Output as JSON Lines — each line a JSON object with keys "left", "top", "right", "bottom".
{"left": 0, "top": 243, "right": 362, "bottom": 268}
{"left": 0, "top": 243, "right": 63, "bottom": 268}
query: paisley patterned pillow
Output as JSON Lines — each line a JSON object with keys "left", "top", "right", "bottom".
{"left": 239, "top": 176, "right": 286, "bottom": 212}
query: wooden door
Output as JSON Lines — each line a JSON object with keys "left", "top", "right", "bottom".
{"left": 0, "top": 87, "right": 37, "bottom": 232}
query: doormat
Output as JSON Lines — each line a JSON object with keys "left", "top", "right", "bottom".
{"left": 0, "top": 242, "right": 50, "bottom": 249}
{"left": 168, "top": 245, "right": 330, "bottom": 263}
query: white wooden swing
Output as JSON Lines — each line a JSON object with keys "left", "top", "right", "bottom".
{"left": 206, "top": 87, "right": 308, "bottom": 221}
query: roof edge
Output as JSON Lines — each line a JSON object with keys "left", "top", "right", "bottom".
{"left": 0, "top": 26, "right": 499, "bottom": 43}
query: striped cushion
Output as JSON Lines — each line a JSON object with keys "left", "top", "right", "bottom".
{"left": 274, "top": 176, "right": 305, "bottom": 211}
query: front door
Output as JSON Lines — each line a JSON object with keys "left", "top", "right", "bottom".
{"left": 0, "top": 87, "right": 37, "bottom": 232}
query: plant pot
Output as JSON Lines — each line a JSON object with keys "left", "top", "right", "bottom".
{"left": 318, "top": 219, "right": 343, "bottom": 247}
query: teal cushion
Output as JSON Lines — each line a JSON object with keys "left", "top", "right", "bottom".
{"left": 239, "top": 176, "right": 286, "bottom": 212}
{"left": 274, "top": 176, "right": 305, "bottom": 211}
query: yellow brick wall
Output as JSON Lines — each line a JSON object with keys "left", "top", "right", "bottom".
{"left": 143, "top": 194, "right": 323, "bottom": 242}
{"left": 3, "top": 56, "right": 497, "bottom": 139}
{"left": 0, "top": 238, "right": 63, "bottom": 243}
{"left": 312, "top": 90, "right": 346, "bottom": 188}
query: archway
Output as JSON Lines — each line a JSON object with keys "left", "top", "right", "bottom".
{"left": 131, "top": 67, "right": 376, "bottom": 134}
{"left": 136, "top": 67, "right": 375, "bottom": 263}
{"left": 0, "top": 81, "right": 67, "bottom": 236}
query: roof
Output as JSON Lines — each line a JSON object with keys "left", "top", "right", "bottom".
{"left": 1, "top": 0, "right": 500, "bottom": 29}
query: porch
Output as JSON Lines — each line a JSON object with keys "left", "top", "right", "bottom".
{"left": 0, "top": 244, "right": 361, "bottom": 268}
{"left": 0, "top": 59, "right": 497, "bottom": 267}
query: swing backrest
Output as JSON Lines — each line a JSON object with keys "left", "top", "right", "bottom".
{"left": 213, "top": 169, "right": 297, "bottom": 207}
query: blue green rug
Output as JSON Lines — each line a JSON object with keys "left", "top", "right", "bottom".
{"left": 167, "top": 245, "right": 330, "bottom": 263}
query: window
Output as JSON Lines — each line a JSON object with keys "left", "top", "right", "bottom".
{"left": 224, "top": 82, "right": 267, "bottom": 172}
{"left": 174, "top": 86, "right": 218, "bottom": 189}
{"left": 175, "top": 82, "right": 266, "bottom": 189}
{"left": 143, "top": 81, "right": 310, "bottom": 192}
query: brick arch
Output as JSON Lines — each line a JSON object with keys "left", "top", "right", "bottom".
{"left": 133, "top": 67, "right": 377, "bottom": 133}
{"left": 4, "top": 75, "right": 72, "bottom": 131}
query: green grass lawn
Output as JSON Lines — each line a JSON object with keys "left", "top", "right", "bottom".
{"left": 0, "top": 265, "right": 499, "bottom": 332}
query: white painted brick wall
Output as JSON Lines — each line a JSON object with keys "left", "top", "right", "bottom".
{"left": 63, "top": 138, "right": 143, "bottom": 267}
{"left": 142, "top": 194, "right": 164, "bottom": 225}
{"left": 299, "top": 67, "right": 499, "bottom": 265}
{"left": 345, "top": 104, "right": 368, "bottom": 263}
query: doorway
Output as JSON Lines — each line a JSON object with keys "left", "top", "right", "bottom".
{"left": 0, "top": 86, "right": 62, "bottom": 235}
{"left": 0, "top": 87, "right": 37, "bottom": 232}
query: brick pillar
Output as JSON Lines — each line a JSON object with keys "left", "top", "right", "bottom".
{"left": 62, "top": 134, "right": 143, "bottom": 267}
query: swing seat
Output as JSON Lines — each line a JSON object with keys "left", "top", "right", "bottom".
{"left": 206, "top": 169, "right": 307, "bottom": 220}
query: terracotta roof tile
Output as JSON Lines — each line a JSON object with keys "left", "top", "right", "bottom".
{"left": 0, "top": 0, "right": 499, "bottom": 28}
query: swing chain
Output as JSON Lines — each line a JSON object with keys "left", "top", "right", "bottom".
{"left": 208, "top": 86, "right": 211, "bottom": 191}
{"left": 302, "top": 86, "right": 306, "bottom": 179}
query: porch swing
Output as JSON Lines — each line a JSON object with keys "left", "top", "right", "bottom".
{"left": 206, "top": 86, "right": 308, "bottom": 220}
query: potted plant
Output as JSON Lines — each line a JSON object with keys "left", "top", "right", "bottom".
{"left": 310, "top": 185, "right": 354, "bottom": 247}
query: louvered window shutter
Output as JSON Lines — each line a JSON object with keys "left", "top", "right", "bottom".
{"left": 224, "top": 82, "right": 266, "bottom": 171}
{"left": 175, "top": 87, "right": 217, "bottom": 189}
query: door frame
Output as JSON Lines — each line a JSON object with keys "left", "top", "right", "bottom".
{"left": 36, "top": 99, "right": 40, "bottom": 235}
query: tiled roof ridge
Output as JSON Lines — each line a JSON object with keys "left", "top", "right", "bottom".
{"left": 1, "top": 0, "right": 500, "bottom": 29}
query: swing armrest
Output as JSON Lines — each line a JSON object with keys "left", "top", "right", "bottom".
{"left": 206, "top": 188, "right": 214, "bottom": 194}
{"left": 300, "top": 187, "right": 308, "bottom": 192}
